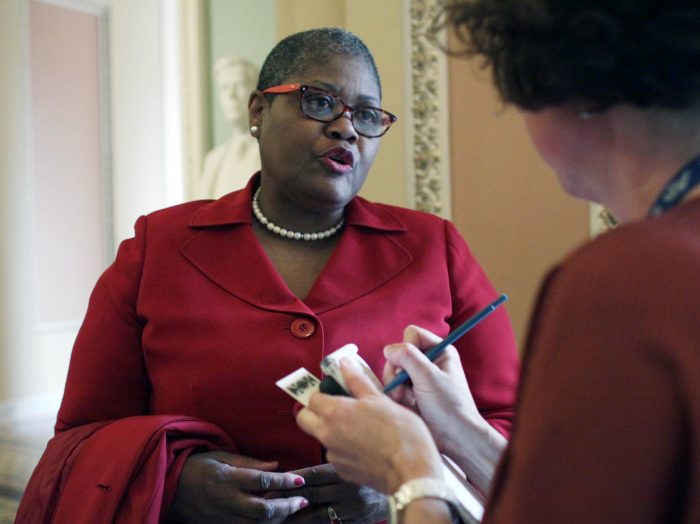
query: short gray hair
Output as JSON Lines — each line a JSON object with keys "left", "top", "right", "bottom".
{"left": 257, "top": 27, "right": 382, "bottom": 98}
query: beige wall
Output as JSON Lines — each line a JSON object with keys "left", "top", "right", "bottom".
{"left": 448, "top": 60, "right": 590, "bottom": 345}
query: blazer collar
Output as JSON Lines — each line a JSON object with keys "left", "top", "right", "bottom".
{"left": 182, "top": 174, "right": 411, "bottom": 314}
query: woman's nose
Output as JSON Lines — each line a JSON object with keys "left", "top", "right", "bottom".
{"left": 326, "top": 111, "right": 358, "bottom": 142}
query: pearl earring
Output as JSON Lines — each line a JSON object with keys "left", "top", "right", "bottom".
{"left": 250, "top": 125, "right": 260, "bottom": 136}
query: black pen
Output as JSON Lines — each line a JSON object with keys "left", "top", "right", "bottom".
{"left": 382, "top": 293, "right": 509, "bottom": 394}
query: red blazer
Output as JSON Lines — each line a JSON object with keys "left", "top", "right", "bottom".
{"left": 29, "top": 175, "right": 518, "bottom": 516}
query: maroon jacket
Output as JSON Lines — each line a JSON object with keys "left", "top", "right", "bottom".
{"left": 485, "top": 198, "right": 700, "bottom": 523}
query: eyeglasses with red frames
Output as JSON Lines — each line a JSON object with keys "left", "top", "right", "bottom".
{"left": 262, "top": 83, "right": 397, "bottom": 138}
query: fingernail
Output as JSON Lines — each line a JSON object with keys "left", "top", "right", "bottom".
{"left": 293, "top": 476, "right": 305, "bottom": 486}
{"left": 299, "top": 498, "right": 309, "bottom": 509}
{"left": 292, "top": 402, "right": 304, "bottom": 417}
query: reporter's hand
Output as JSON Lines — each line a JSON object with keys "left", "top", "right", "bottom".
{"left": 267, "top": 463, "right": 388, "bottom": 523}
{"left": 167, "top": 451, "right": 308, "bottom": 523}
{"left": 296, "top": 358, "right": 443, "bottom": 496}
{"left": 382, "top": 325, "right": 487, "bottom": 456}
{"left": 383, "top": 325, "right": 507, "bottom": 496}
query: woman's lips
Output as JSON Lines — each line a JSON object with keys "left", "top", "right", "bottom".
{"left": 320, "top": 147, "right": 355, "bottom": 173}
{"left": 320, "top": 156, "right": 354, "bottom": 173}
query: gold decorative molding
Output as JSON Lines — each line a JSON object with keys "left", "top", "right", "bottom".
{"left": 407, "top": 0, "right": 451, "bottom": 217}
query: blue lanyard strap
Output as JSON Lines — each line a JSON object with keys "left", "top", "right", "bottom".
{"left": 649, "top": 153, "right": 700, "bottom": 217}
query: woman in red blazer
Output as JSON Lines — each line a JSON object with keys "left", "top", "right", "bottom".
{"left": 17, "top": 27, "right": 519, "bottom": 524}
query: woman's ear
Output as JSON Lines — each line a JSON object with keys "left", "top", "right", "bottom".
{"left": 248, "top": 90, "right": 266, "bottom": 131}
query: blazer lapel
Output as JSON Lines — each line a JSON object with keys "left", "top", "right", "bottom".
{"left": 181, "top": 226, "right": 311, "bottom": 315}
{"left": 305, "top": 198, "right": 413, "bottom": 313}
{"left": 180, "top": 177, "right": 312, "bottom": 315}
{"left": 181, "top": 183, "right": 412, "bottom": 315}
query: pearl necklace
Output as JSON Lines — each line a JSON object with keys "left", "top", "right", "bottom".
{"left": 252, "top": 187, "right": 345, "bottom": 241}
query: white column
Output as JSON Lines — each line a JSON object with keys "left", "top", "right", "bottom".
{"left": 0, "top": 0, "right": 34, "bottom": 402}
{"left": 108, "top": 0, "right": 168, "bottom": 246}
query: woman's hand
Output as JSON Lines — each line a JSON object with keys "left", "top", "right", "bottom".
{"left": 267, "top": 463, "right": 388, "bottom": 523}
{"left": 296, "top": 358, "right": 444, "bottom": 496}
{"left": 167, "top": 451, "right": 308, "bottom": 523}
{"left": 383, "top": 325, "right": 507, "bottom": 495}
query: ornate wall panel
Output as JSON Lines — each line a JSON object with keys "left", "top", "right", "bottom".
{"left": 406, "top": 0, "right": 451, "bottom": 217}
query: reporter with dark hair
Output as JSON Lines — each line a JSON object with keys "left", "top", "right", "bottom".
{"left": 298, "top": 2, "right": 700, "bottom": 523}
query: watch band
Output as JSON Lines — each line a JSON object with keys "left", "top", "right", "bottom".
{"left": 389, "top": 477, "right": 456, "bottom": 523}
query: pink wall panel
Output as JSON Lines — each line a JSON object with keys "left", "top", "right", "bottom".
{"left": 30, "top": 1, "right": 106, "bottom": 326}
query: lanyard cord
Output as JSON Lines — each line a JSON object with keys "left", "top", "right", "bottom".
{"left": 649, "top": 154, "right": 700, "bottom": 217}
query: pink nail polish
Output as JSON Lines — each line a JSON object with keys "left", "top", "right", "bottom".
{"left": 294, "top": 476, "right": 305, "bottom": 486}
{"left": 299, "top": 499, "right": 309, "bottom": 509}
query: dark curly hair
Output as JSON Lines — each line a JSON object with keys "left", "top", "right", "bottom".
{"left": 257, "top": 27, "right": 382, "bottom": 98}
{"left": 437, "top": 0, "right": 700, "bottom": 110}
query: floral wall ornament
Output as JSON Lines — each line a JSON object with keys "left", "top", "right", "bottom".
{"left": 408, "top": 0, "right": 451, "bottom": 217}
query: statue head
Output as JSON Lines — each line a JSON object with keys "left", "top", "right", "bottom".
{"left": 213, "top": 56, "right": 259, "bottom": 129}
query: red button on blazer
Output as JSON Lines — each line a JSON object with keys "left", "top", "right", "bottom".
{"left": 291, "top": 318, "right": 315, "bottom": 338}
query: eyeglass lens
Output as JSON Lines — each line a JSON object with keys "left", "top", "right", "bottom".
{"left": 301, "top": 88, "right": 391, "bottom": 137}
